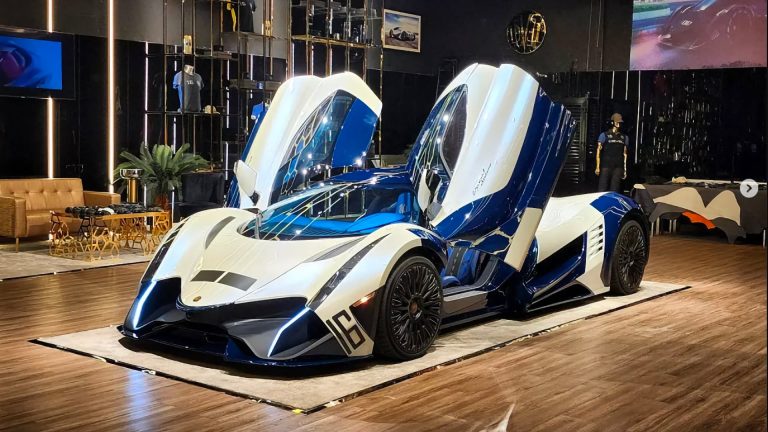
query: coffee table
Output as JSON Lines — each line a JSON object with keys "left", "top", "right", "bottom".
{"left": 49, "top": 210, "right": 171, "bottom": 260}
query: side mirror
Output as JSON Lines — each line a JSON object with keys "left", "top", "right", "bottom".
{"left": 234, "top": 161, "right": 260, "bottom": 204}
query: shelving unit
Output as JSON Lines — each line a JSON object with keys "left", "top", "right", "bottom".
{"left": 148, "top": 0, "right": 286, "bottom": 174}
{"left": 146, "top": 0, "right": 383, "bottom": 172}
{"left": 289, "top": 0, "right": 383, "bottom": 160}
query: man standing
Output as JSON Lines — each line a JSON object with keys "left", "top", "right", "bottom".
{"left": 595, "top": 113, "right": 628, "bottom": 192}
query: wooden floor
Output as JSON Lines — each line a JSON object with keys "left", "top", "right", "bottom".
{"left": 0, "top": 235, "right": 765, "bottom": 431}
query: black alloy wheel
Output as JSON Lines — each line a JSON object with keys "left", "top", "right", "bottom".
{"left": 610, "top": 220, "right": 648, "bottom": 295}
{"left": 374, "top": 256, "right": 443, "bottom": 360}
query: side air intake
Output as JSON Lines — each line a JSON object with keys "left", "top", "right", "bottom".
{"left": 588, "top": 223, "right": 604, "bottom": 259}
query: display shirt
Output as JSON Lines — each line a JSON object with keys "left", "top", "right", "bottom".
{"left": 598, "top": 130, "right": 627, "bottom": 168}
{"left": 173, "top": 70, "right": 204, "bottom": 112}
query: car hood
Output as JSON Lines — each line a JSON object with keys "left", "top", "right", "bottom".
{"left": 151, "top": 208, "right": 370, "bottom": 308}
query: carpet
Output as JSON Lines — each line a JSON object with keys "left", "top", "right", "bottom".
{"left": 36, "top": 281, "right": 689, "bottom": 413}
{"left": 0, "top": 240, "right": 150, "bottom": 281}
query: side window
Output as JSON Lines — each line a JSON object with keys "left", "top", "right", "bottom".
{"left": 301, "top": 91, "right": 356, "bottom": 165}
{"left": 408, "top": 85, "right": 468, "bottom": 178}
{"left": 271, "top": 91, "right": 357, "bottom": 202}
{"left": 439, "top": 89, "right": 467, "bottom": 174}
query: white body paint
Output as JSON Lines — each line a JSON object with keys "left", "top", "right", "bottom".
{"left": 150, "top": 207, "right": 431, "bottom": 358}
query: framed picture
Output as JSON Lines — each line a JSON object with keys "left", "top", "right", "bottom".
{"left": 382, "top": 9, "right": 421, "bottom": 53}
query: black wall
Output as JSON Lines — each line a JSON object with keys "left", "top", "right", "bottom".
{"left": 375, "top": 0, "right": 632, "bottom": 76}
{"left": 0, "top": 99, "right": 47, "bottom": 178}
{"left": 367, "top": 0, "right": 635, "bottom": 156}
{"left": 1, "top": 0, "right": 218, "bottom": 48}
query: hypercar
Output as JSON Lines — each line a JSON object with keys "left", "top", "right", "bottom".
{"left": 658, "top": 0, "right": 767, "bottom": 49}
{"left": 388, "top": 27, "right": 417, "bottom": 41}
{"left": 119, "top": 64, "right": 650, "bottom": 366}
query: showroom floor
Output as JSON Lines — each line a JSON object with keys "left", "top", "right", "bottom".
{"left": 0, "top": 235, "right": 765, "bottom": 431}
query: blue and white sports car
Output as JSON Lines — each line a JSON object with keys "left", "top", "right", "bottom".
{"left": 119, "top": 64, "right": 650, "bottom": 365}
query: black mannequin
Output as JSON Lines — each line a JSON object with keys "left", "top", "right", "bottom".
{"left": 595, "top": 113, "right": 628, "bottom": 192}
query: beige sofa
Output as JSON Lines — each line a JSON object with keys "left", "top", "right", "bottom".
{"left": 0, "top": 178, "right": 120, "bottom": 251}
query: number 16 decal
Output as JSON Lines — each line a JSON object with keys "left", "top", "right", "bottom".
{"left": 326, "top": 310, "right": 365, "bottom": 354}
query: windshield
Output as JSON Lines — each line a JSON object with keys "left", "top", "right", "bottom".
{"left": 694, "top": 0, "right": 717, "bottom": 11}
{"left": 240, "top": 182, "right": 420, "bottom": 240}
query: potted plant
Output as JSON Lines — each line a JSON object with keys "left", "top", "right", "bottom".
{"left": 114, "top": 143, "right": 209, "bottom": 209}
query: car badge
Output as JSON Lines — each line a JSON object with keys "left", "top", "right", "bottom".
{"left": 681, "top": 20, "right": 693, "bottom": 26}
{"left": 193, "top": 296, "right": 202, "bottom": 302}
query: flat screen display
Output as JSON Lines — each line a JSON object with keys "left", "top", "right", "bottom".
{"left": 630, "top": 0, "right": 767, "bottom": 70}
{"left": 0, "top": 35, "right": 62, "bottom": 90}
{"left": 0, "top": 30, "right": 73, "bottom": 99}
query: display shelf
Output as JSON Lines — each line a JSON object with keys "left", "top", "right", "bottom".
{"left": 288, "top": 0, "right": 383, "bottom": 159}
{"left": 222, "top": 31, "right": 285, "bottom": 40}
{"left": 145, "top": 111, "right": 234, "bottom": 117}
{"left": 146, "top": 0, "right": 286, "bottom": 172}
{"left": 289, "top": 0, "right": 378, "bottom": 77}
{"left": 290, "top": 34, "right": 370, "bottom": 49}
{"left": 147, "top": 52, "right": 240, "bottom": 61}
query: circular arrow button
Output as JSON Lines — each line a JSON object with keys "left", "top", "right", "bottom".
{"left": 740, "top": 179, "right": 758, "bottom": 199}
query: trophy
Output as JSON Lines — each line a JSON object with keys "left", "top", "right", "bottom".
{"left": 120, "top": 169, "right": 143, "bottom": 203}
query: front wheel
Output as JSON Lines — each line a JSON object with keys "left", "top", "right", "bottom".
{"left": 374, "top": 256, "right": 443, "bottom": 360}
{"left": 610, "top": 220, "right": 648, "bottom": 295}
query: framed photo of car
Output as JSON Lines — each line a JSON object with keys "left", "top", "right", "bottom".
{"left": 382, "top": 9, "right": 421, "bottom": 53}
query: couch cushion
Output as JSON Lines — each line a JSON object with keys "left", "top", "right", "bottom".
{"left": 0, "top": 178, "right": 85, "bottom": 212}
{"left": 26, "top": 210, "right": 54, "bottom": 238}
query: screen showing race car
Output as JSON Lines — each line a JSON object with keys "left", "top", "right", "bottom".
{"left": 0, "top": 35, "right": 63, "bottom": 90}
{"left": 630, "top": 0, "right": 767, "bottom": 70}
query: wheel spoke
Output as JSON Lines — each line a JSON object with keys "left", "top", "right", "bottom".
{"left": 386, "top": 262, "right": 443, "bottom": 355}
{"left": 616, "top": 225, "right": 646, "bottom": 290}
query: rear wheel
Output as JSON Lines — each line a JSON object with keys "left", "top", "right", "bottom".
{"left": 610, "top": 220, "right": 648, "bottom": 295}
{"left": 374, "top": 256, "right": 443, "bottom": 360}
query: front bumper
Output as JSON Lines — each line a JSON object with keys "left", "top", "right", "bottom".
{"left": 119, "top": 278, "right": 352, "bottom": 366}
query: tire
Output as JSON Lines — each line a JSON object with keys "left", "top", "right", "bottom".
{"left": 374, "top": 255, "right": 443, "bottom": 360}
{"left": 610, "top": 220, "right": 648, "bottom": 295}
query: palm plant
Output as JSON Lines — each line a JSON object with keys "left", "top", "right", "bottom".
{"left": 114, "top": 143, "right": 209, "bottom": 208}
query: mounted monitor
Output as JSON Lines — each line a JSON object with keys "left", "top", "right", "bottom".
{"left": 0, "top": 28, "right": 74, "bottom": 99}
{"left": 630, "top": 0, "right": 767, "bottom": 70}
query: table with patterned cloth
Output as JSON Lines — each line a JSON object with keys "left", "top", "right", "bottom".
{"left": 631, "top": 182, "right": 767, "bottom": 244}
{"left": 49, "top": 211, "right": 171, "bottom": 260}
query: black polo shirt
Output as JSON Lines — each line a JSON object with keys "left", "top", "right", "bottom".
{"left": 598, "top": 130, "right": 628, "bottom": 169}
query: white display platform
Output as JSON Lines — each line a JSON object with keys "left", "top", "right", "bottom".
{"left": 37, "top": 281, "right": 689, "bottom": 413}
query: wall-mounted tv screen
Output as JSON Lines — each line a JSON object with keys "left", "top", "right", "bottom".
{"left": 630, "top": 0, "right": 767, "bottom": 70}
{"left": 0, "top": 29, "right": 74, "bottom": 99}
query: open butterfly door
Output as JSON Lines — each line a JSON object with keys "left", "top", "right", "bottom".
{"left": 229, "top": 72, "right": 382, "bottom": 209}
{"left": 407, "top": 63, "right": 575, "bottom": 270}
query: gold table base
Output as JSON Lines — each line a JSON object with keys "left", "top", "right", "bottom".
{"left": 49, "top": 211, "right": 171, "bottom": 261}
